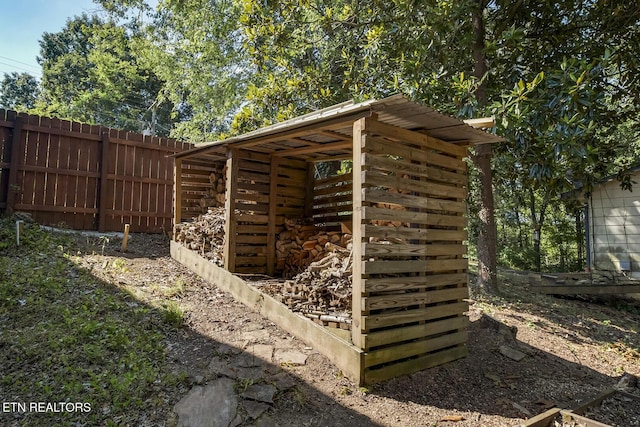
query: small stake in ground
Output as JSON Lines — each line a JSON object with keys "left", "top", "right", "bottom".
{"left": 16, "top": 220, "right": 24, "bottom": 246}
{"left": 122, "top": 224, "right": 130, "bottom": 252}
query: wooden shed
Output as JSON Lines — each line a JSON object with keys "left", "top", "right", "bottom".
{"left": 171, "top": 94, "right": 502, "bottom": 384}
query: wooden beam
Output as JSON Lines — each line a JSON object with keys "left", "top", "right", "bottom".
{"left": 224, "top": 148, "right": 239, "bottom": 272}
{"left": 98, "top": 131, "right": 110, "bottom": 232}
{"left": 463, "top": 117, "right": 495, "bottom": 129}
{"left": 319, "top": 130, "right": 351, "bottom": 141}
{"left": 272, "top": 140, "right": 352, "bottom": 157}
{"left": 266, "top": 157, "right": 279, "bottom": 276}
{"left": 173, "top": 157, "right": 182, "bottom": 235}
{"left": 351, "top": 118, "right": 365, "bottom": 351}
{"left": 6, "top": 116, "right": 24, "bottom": 214}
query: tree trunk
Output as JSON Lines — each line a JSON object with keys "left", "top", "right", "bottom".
{"left": 471, "top": 0, "right": 498, "bottom": 293}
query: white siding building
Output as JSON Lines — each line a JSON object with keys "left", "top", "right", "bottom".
{"left": 587, "top": 168, "right": 640, "bottom": 278}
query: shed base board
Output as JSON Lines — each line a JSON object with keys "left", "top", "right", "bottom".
{"left": 170, "top": 241, "right": 365, "bottom": 384}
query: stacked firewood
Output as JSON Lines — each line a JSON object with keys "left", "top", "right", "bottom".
{"left": 174, "top": 207, "right": 226, "bottom": 266}
{"left": 279, "top": 241, "right": 353, "bottom": 328}
{"left": 197, "top": 167, "right": 226, "bottom": 213}
{"left": 276, "top": 218, "right": 352, "bottom": 278}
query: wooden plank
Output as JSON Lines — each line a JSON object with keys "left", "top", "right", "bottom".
{"left": 363, "top": 224, "right": 467, "bottom": 242}
{"left": 364, "top": 189, "right": 464, "bottom": 213}
{"left": 362, "top": 301, "right": 469, "bottom": 330}
{"left": 235, "top": 256, "right": 267, "bottom": 265}
{"left": 364, "top": 273, "right": 468, "bottom": 293}
{"left": 224, "top": 149, "right": 239, "bottom": 272}
{"left": 304, "top": 162, "right": 314, "bottom": 218}
{"left": 363, "top": 259, "right": 468, "bottom": 275}
{"left": 363, "top": 243, "right": 467, "bottom": 257}
{"left": 267, "top": 157, "right": 279, "bottom": 275}
{"left": 364, "top": 118, "right": 468, "bottom": 158}
{"left": 314, "top": 181, "right": 352, "bottom": 196}
{"left": 98, "top": 132, "right": 110, "bottom": 232}
{"left": 516, "top": 408, "right": 562, "bottom": 427}
{"left": 236, "top": 235, "right": 269, "bottom": 244}
{"left": 272, "top": 140, "right": 352, "bottom": 157}
{"left": 6, "top": 116, "right": 23, "bottom": 213}
{"left": 19, "top": 122, "right": 101, "bottom": 142}
{"left": 363, "top": 153, "right": 466, "bottom": 185}
{"left": 14, "top": 204, "right": 98, "bottom": 214}
{"left": 173, "top": 158, "right": 182, "bottom": 230}
{"left": 364, "top": 173, "right": 467, "bottom": 200}
{"left": 363, "top": 317, "right": 468, "bottom": 350}
{"left": 363, "top": 206, "right": 466, "bottom": 227}
{"left": 235, "top": 246, "right": 267, "bottom": 255}
{"left": 364, "top": 345, "right": 467, "bottom": 384}
{"left": 236, "top": 224, "right": 269, "bottom": 234}
{"left": 364, "top": 137, "right": 466, "bottom": 172}
{"left": 171, "top": 241, "right": 365, "bottom": 384}
{"left": 352, "top": 117, "right": 365, "bottom": 350}
{"left": 531, "top": 284, "right": 640, "bottom": 295}
{"left": 363, "top": 287, "right": 468, "bottom": 311}
{"left": 314, "top": 193, "right": 353, "bottom": 205}
{"left": 314, "top": 171, "right": 353, "bottom": 187}
{"left": 365, "top": 330, "right": 468, "bottom": 366}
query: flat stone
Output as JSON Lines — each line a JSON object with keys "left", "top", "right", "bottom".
{"left": 174, "top": 378, "right": 238, "bottom": 427}
{"left": 215, "top": 343, "right": 241, "bottom": 356}
{"left": 240, "top": 383, "right": 277, "bottom": 404}
{"left": 267, "top": 371, "right": 297, "bottom": 391}
{"left": 207, "top": 358, "right": 237, "bottom": 378}
{"left": 242, "top": 400, "right": 271, "bottom": 419}
{"left": 242, "top": 329, "right": 272, "bottom": 343}
{"left": 273, "top": 349, "right": 308, "bottom": 366}
{"left": 235, "top": 353, "right": 265, "bottom": 368}
{"left": 499, "top": 345, "right": 527, "bottom": 361}
{"left": 247, "top": 344, "right": 274, "bottom": 362}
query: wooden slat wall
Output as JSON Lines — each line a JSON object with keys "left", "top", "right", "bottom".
{"left": 231, "top": 150, "right": 273, "bottom": 273}
{"left": 355, "top": 118, "right": 470, "bottom": 383}
{"left": 312, "top": 171, "right": 353, "bottom": 229}
{"left": 0, "top": 109, "right": 192, "bottom": 232}
{"left": 178, "top": 156, "right": 226, "bottom": 221}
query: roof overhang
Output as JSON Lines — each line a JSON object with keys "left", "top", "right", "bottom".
{"left": 175, "top": 94, "right": 504, "bottom": 162}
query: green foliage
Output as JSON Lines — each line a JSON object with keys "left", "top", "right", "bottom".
{"left": 0, "top": 72, "right": 39, "bottom": 110}
{"left": 35, "top": 13, "right": 174, "bottom": 135}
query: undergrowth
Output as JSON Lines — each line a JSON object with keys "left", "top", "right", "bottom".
{"left": 0, "top": 214, "right": 178, "bottom": 425}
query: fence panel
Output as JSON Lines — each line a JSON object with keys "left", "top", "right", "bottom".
{"left": 0, "top": 109, "right": 193, "bottom": 233}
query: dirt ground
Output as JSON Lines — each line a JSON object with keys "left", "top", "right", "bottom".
{"left": 73, "top": 232, "right": 640, "bottom": 427}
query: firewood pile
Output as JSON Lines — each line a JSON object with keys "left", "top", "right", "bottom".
{"left": 197, "top": 167, "right": 226, "bottom": 213}
{"left": 174, "top": 207, "right": 226, "bottom": 266}
{"left": 276, "top": 218, "right": 352, "bottom": 278}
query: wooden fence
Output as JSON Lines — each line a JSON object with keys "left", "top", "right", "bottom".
{"left": 0, "top": 110, "right": 193, "bottom": 233}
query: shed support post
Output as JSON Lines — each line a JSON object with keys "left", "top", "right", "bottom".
{"left": 351, "top": 118, "right": 366, "bottom": 352}
{"left": 267, "top": 157, "right": 279, "bottom": 276}
{"left": 224, "top": 148, "right": 239, "bottom": 272}
{"left": 6, "top": 116, "right": 24, "bottom": 214}
{"left": 304, "top": 162, "right": 315, "bottom": 219}
{"left": 173, "top": 157, "right": 182, "bottom": 238}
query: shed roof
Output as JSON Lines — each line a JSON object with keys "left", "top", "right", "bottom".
{"left": 175, "top": 94, "right": 503, "bottom": 162}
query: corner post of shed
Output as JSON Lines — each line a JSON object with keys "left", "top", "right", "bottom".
{"left": 351, "top": 117, "right": 366, "bottom": 350}
{"left": 224, "top": 148, "right": 239, "bottom": 272}
{"left": 173, "top": 157, "right": 182, "bottom": 238}
{"left": 266, "top": 156, "right": 280, "bottom": 276}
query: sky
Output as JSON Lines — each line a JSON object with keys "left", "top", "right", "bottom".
{"left": 0, "top": 0, "right": 100, "bottom": 80}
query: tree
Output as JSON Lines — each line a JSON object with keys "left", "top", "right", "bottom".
{"left": 0, "top": 72, "right": 40, "bottom": 111}
{"left": 35, "top": 13, "right": 174, "bottom": 135}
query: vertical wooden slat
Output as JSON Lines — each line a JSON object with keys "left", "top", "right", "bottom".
{"left": 173, "top": 157, "right": 182, "bottom": 236}
{"left": 304, "top": 161, "right": 315, "bottom": 218}
{"left": 224, "top": 148, "right": 239, "bottom": 272}
{"left": 351, "top": 118, "right": 365, "bottom": 351}
{"left": 267, "top": 156, "right": 279, "bottom": 276}
{"left": 98, "top": 131, "right": 110, "bottom": 232}
{"left": 6, "top": 116, "right": 23, "bottom": 213}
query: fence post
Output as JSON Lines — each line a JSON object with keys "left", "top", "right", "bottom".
{"left": 6, "top": 116, "right": 23, "bottom": 214}
{"left": 98, "top": 131, "right": 110, "bottom": 232}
